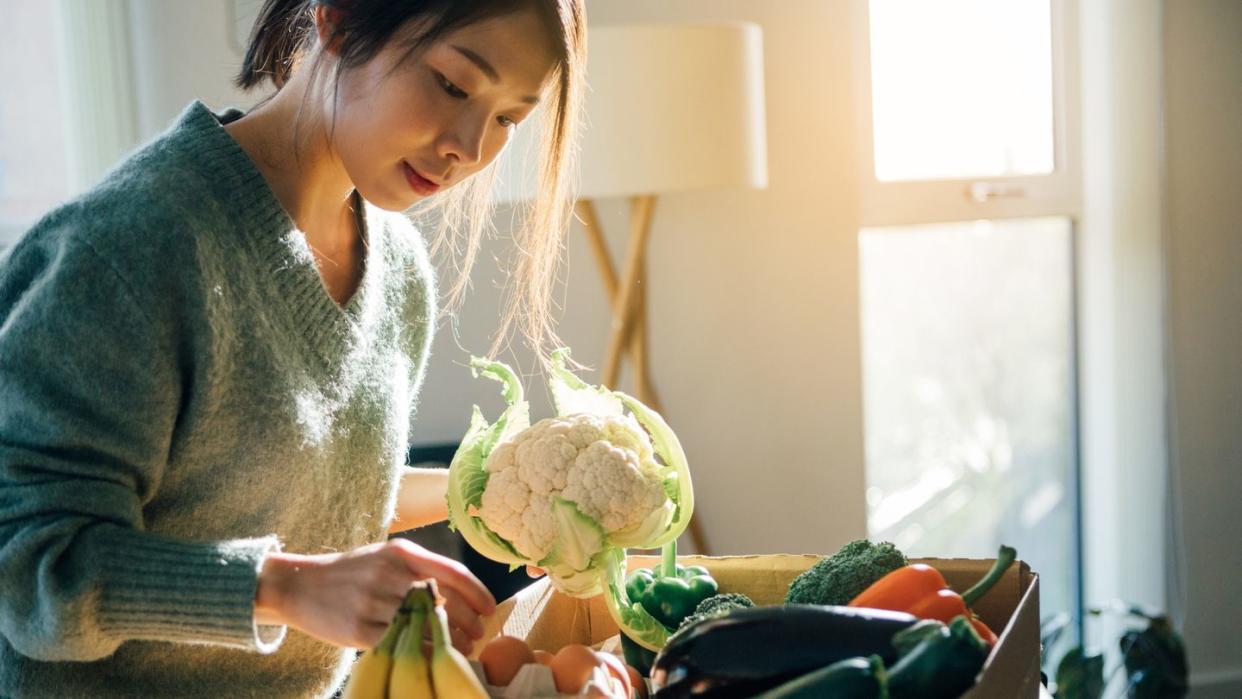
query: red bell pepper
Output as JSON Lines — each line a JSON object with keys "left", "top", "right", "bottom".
{"left": 848, "top": 545, "right": 1017, "bottom": 645}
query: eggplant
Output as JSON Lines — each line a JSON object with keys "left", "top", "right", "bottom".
{"left": 650, "top": 604, "right": 917, "bottom": 698}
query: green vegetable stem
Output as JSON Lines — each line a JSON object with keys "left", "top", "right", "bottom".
{"left": 625, "top": 543, "right": 719, "bottom": 628}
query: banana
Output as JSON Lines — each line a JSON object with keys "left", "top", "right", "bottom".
{"left": 387, "top": 590, "right": 435, "bottom": 699}
{"left": 342, "top": 605, "right": 409, "bottom": 699}
{"left": 425, "top": 583, "right": 489, "bottom": 699}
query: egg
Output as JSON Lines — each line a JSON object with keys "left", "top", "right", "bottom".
{"left": 478, "top": 635, "right": 535, "bottom": 687}
{"left": 550, "top": 644, "right": 603, "bottom": 694}
{"left": 625, "top": 664, "right": 649, "bottom": 698}
{"left": 595, "top": 652, "right": 632, "bottom": 696}
{"left": 533, "top": 649, "right": 555, "bottom": 666}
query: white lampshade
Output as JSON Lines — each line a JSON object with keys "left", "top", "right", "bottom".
{"left": 492, "top": 21, "right": 768, "bottom": 203}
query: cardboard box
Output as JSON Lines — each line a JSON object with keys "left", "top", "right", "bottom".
{"left": 473, "top": 553, "right": 1041, "bottom": 698}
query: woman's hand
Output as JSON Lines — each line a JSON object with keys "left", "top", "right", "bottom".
{"left": 254, "top": 538, "right": 496, "bottom": 653}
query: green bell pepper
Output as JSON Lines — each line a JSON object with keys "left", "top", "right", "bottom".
{"left": 887, "top": 615, "right": 989, "bottom": 698}
{"left": 624, "top": 544, "right": 718, "bottom": 629}
{"left": 757, "top": 655, "right": 889, "bottom": 698}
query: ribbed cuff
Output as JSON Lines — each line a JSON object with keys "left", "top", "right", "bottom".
{"left": 96, "top": 527, "right": 287, "bottom": 654}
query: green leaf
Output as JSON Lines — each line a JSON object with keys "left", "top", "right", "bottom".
{"left": 446, "top": 407, "right": 489, "bottom": 527}
{"left": 1120, "top": 616, "right": 1189, "bottom": 699}
{"left": 663, "top": 474, "right": 682, "bottom": 526}
{"left": 469, "top": 355, "right": 524, "bottom": 405}
{"left": 600, "top": 548, "right": 671, "bottom": 652}
{"left": 1055, "top": 645, "right": 1105, "bottom": 699}
{"left": 615, "top": 392, "right": 694, "bottom": 549}
{"left": 466, "top": 355, "right": 531, "bottom": 456}
{"left": 445, "top": 405, "right": 525, "bottom": 567}
{"left": 546, "top": 565, "right": 606, "bottom": 597}
{"left": 663, "top": 475, "right": 679, "bottom": 501}
{"left": 546, "top": 497, "right": 606, "bottom": 572}
{"left": 452, "top": 406, "right": 493, "bottom": 509}
{"left": 549, "top": 347, "right": 624, "bottom": 417}
{"left": 462, "top": 467, "right": 489, "bottom": 509}
{"left": 609, "top": 498, "right": 675, "bottom": 549}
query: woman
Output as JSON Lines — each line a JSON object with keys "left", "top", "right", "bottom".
{"left": 0, "top": 0, "right": 586, "bottom": 696}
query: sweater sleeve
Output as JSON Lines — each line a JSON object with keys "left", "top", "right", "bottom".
{"left": 0, "top": 229, "right": 287, "bottom": 662}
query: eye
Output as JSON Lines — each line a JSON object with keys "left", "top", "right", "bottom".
{"left": 436, "top": 72, "right": 468, "bottom": 99}
{"left": 435, "top": 68, "right": 518, "bottom": 129}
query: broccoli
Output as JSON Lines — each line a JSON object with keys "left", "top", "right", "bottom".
{"left": 675, "top": 592, "right": 756, "bottom": 631}
{"left": 784, "top": 539, "right": 907, "bottom": 606}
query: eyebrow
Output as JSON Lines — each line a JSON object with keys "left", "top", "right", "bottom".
{"left": 452, "top": 45, "right": 541, "bottom": 105}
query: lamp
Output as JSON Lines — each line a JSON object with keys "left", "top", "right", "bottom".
{"left": 493, "top": 22, "right": 769, "bottom": 554}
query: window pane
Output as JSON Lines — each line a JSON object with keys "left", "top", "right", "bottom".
{"left": 860, "top": 217, "right": 1077, "bottom": 625}
{"left": 868, "top": 0, "right": 1055, "bottom": 182}
{"left": 0, "top": 0, "right": 72, "bottom": 246}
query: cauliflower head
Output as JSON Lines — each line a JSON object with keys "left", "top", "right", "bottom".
{"left": 478, "top": 412, "right": 672, "bottom": 564}
{"left": 447, "top": 348, "right": 693, "bottom": 612}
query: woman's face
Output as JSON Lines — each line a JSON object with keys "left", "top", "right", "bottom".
{"left": 326, "top": 9, "right": 559, "bottom": 211}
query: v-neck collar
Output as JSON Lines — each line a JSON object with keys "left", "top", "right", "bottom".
{"left": 176, "top": 99, "right": 388, "bottom": 374}
{"left": 326, "top": 189, "right": 371, "bottom": 313}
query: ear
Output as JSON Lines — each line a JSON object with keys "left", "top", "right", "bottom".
{"left": 314, "top": 3, "right": 345, "bottom": 56}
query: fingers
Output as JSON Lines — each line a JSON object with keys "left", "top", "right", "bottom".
{"left": 526, "top": 565, "right": 545, "bottom": 579}
{"left": 387, "top": 539, "right": 497, "bottom": 616}
{"left": 404, "top": 612, "right": 474, "bottom": 656}
{"left": 448, "top": 624, "right": 474, "bottom": 656}
{"left": 440, "top": 586, "right": 486, "bottom": 640}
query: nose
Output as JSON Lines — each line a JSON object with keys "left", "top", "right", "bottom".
{"left": 437, "top": 115, "right": 487, "bottom": 168}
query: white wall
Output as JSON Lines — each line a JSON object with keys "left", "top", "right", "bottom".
{"left": 126, "top": 0, "right": 261, "bottom": 136}
{"left": 1162, "top": 1, "right": 1242, "bottom": 694}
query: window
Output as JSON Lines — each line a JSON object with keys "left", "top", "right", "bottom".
{"left": 860, "top": 217, "right": 1078, "bottom": 621}
{"left": 0, "top": 0, "right": 138, "bottom": 255}
{"left": 0, "top": 1, "right": 73, "bottom": 251}
{"left": 855, "top": 0, "right": 1082, "bottom": 630}
{"left": 868, "top": 0, "right": 1054, "bottom": 182}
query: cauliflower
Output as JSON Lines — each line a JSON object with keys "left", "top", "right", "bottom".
{"left": 446, "top": 349, "right": 695, "bottom": 652}
{"left": 478, "top": 412, "right": 671, "bottom": 563}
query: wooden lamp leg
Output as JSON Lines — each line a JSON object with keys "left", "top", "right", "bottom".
{"left": 575, "top": 197, "right": 712, "bottom": 556}
{"left": 601, "top": 196, "right": 654, "bottom": 388}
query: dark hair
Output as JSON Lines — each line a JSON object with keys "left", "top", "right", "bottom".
{"left": 235, "top": 0, "right": 588, "bottom": 364}
{"left": 237, "top": 0, "right": 565, "bottom": 92}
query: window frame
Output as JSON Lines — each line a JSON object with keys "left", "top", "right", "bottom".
{"left": 851, "top": 0, "right": 1082, "bottom": 228}
{"left": 849, "top": 0, "right": 1086, "bottom": 640}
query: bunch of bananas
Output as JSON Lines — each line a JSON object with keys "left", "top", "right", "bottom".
{"left": 342, "top": 580, "right": 489, "bottom": 699}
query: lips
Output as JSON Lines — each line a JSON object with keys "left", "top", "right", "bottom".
{"left": 403, "top": 161, "right": 442, "bottom": 195}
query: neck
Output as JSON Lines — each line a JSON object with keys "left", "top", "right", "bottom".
{"left": 224, "top": 69, "right": 359, "bottom": 259}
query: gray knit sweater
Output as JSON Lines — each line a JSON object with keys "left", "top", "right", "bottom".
{"left": 0, "top": 100, "right": 437, "bottom": 698}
